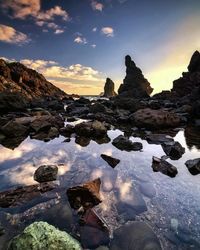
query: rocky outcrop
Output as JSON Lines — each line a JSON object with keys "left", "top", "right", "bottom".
{"left": 112, "top": 135, "right": 143, "bottom": 151}
{"left": 8, "top": 221, "right": 82, "bottom": 250}
{"left": 118, "top": 55, "right": 153, "bottom": 98}
{"left": 131, "top": 108, "right": 181, "bottom": 129}
{"left": 172, "top": 51, "right": 200, "bottom": 98}
{"left": 152, "top": 156, "right": 178, "bottom": 177}
{"left": 103, "top": 78, "right": 117, "bottom": 98}
{"left": 0, "top": 58, "right": 66, "bottom": 100}
{"left": 34, "top": 165, "right": 58, "bottom": 183}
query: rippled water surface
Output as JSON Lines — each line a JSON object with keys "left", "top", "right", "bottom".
{"left": 0, "top": 124, "right": 200, "bottom": 249}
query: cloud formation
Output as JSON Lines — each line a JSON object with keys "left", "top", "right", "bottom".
{"left": 101, "top": 27, "right": 114, "bottom": 37}
{"left": 91, "top": 1, "right": 104, "bottom": 11}
{"left": 0, "top": 24, "right": 30, "bottom": 44}
{"left": 74, "top": 36, "right": 87, "bottom": 44}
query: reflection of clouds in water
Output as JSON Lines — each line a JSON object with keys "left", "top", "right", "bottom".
{"left": 101, "top": 148, "right": 113, "bottom": 156}
{"left": 91, "top": 169, "right": 103, "bottom": 179}
{"left": 116, "top": 178, "right": 133, "bottom": 202}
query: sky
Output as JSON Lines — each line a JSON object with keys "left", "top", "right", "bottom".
{"left": 0, "top": 0, "right": 200, "bottom": 95}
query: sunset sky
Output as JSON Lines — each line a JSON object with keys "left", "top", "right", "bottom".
{"left": 0, "top": 0, "right": 200, "bottom": 95}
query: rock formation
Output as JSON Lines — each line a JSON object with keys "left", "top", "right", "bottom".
{"left": 118, "top": 55, "right": 153, "bottom": 98}
{"left": 172, "top": 50, "right": 200, "bottom": 97}
{"left": 0, "top": 58, "right": 66, "bottom": 100}
{"left": 103, "top": 78, "right": 116, "bottom": 97}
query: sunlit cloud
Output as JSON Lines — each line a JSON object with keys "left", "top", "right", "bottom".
{"left": 91, "top": 1, "right": 104, "bottom": 11}
{"left": 74, "top": 36, "right": 87, "bottom": 44}
{"left": 54, "top": 29, "right": 64, "bottom": 35}
{"left": 92, "top": 27, "right": 97, "bottom": 32}
{"left": 91, "top": 44, "right": 96, "bottom": 48}
{"left": 101, "top": 27, "right": 114, "bottom": 37}
{"left": 0, "top": 24, "right": 30, "bottom": 45}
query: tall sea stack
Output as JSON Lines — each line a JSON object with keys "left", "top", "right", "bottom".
{"left": 103, "top": 78, "right": 117, "bottom": 98}
{"left": 118, "top": 55, "right": 153, "bottom": 98}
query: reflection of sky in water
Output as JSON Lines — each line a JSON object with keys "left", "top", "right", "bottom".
{"left": 0, "top": 128, "right": 200, "bottom": 248}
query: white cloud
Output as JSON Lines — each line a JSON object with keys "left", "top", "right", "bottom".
{"left": 36, "top": 6, "right": 69, "bottom": 22}
{"left": 20, "top": 59, "right": 103, "bottom": 82}
{"left": 74, "top": 36, "right": 87, "bottom": 44}
{"left": 0, "top": 24, "right": 30, "bottom": 45}
{"left": 101, "top": 27, "right": 114, "bottom": 37}
{"left": 91, "top": 1, "right": 104, "bottom": 11}
{"left": 54, "top": 29, "right": 64, "bottom": 35}
{"left": 92, "top": 27, "right": 97, "bottom": 32}
{"left": 91, "top": 44, "right": 96, "bottom": 48}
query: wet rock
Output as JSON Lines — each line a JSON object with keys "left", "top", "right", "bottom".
{"left": 80, "top": 209, "right": 110, "bottom": 249}
{"left": 1, "top": 120, "right": 29, "bottom": 137}
{"left": 161, "top": 141, "right": 185, "bottom": 160}
{"left": 75, "top": 136, "right": 91, "bottom": 147}
{"left": 30, "top": 115, "right": 64, "bottom": 133}
{"left": 93, "top": 135, "right": 111, "bottom": 145}
{"left": 185, "top": 158, "right": 200, "bottom": 175}
{"left": 103, "top": 78, "right": 117, "bottom": 98}
{"left": 118, "top": 55, "right": 153, "bottom": 98}
{"left": 59, "top": 125, "right": 75, "bottom": 137}
{"left": 48, "top": 127, "right": 59, "bottom": 139}
{"left": 0, "top": 135, "right": 27, "bottom": 149}
{"left": 0, "top": 225, "right": 5, "bottom": 236}
{"left": 67, "top": 117, "right": 77, "bottom": 122}
{"left": 146, "top": 134, "right": 174, "bottom": 145}
{"left": 34, "top": 165, "right": 58, "bottom": 183}
{"left": 90, "top": 103, "right": 106, "bottom": 113}
{"left": 112, "top": 135, "right": 143, "bottom": 151}
{"left": 0, "top": 183, "right": 56, "bottom": 208}
{"left": 152, "top": 156, "right": 178, "bottom": 177}
{"left": 75, "top": 121, "right": 107, "bottom": 138}
{"left": 132, "top": 108, "right": 181, "bottom": 129}
{"left": 101, "top": 154, "right": 120, "bottom": 168}
{"left": 110, "top": 222, "right": 162, "bottom": 250}
{"left": 7, "top": 221, "right": 82, "bottom": 250}
{"left": 67, "top": 178, "right": 102, "bottom": 211}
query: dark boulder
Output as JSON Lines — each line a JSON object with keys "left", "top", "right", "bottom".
{"left": 1, "top": 120, "right": 29, "bottom": 137}
{"left": 152, "top": 156, "right": 178, "bottom": 177}
{"left": 34, "top": 165, "right": 58, "bottom": 183}
{"left": 161, "top": 141, "right": 185, "bottom": 160}
{"left": 101, "top": 154, "right": 120, "bottom": 168}
{"left": 185, "top": 158, "right": 200, "bottom": 175}
{"left": 146, "top": 134, "right": 174, "bottom": 145}
{"left": 112, "top": 135, "right": 143, "bottom": 151}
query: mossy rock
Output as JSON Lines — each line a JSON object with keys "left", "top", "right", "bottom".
{"left": 8, "top": 221, "right": 82, "bottom": 250}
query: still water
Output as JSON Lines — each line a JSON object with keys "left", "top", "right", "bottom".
{"left": 0, "top": 124, "right": 200, "bottom": 249}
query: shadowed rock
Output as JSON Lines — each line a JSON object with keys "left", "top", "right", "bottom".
{"left": 152, "top": 156, "right": 178, "bottom": 177}
{"left": 103, "top": 78, "right": 117, "bottom": 98}
{"left": 185, "top": 158, "right": 200, "bottom": 175}
{"left": 101, "top": 154, "right": 120, "bottom": 168}
{"left": 34, "top": 165, "right": 58, "bottom": 183}
{"left": 118, "top": 55, "right": 153, "bottom": 98}
{"left": 112, "top": 135, "right": 143, "bottom": 151}
{"left": 161, "top": 141, "right": 185, "bottom": 160}
{"left": 67, "top": 178, "right": 102, "bottom": 211}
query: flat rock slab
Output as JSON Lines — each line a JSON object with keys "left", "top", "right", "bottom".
{"left": 146, "top": 134, "right": 174, "bottom": 145}
{"left": 110, "top": 222, "right": 162, "bottom": 250}
{"left": 112, "top": 135, "right": 143, "bottom": 151}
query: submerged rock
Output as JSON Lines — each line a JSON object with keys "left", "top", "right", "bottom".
{"left": 8, "top": 221, "right": 82, "bottom": 250}
{"left": 146, "top": 134, "right": 174, "bottom": 145}
{"left": 185, "top": 158, "right": 200, "bottom": 175}
{"left": 110, "top": 222, "right": 162, "bottom": 250}
{"left": 161, "top": 141, "right": 185, "bottom": 160}
{"left": 34, "top": 165, "right": 58, "bottom": 183}
{"left": 112, "top": 135, "right": 143, "bottom": 151}
{"left": 67, "top": 178, "right": 102, "bottom": 211}
{"left": 152, "top": 156, "right": 178, "bottom": 177}
{"left": 132, "top": 108, "right": 181, "bottom": 129}
{"left": 101, "top": 154, "right": 120, "bottom": 168}
{"left": 103, "top": 78, "right": 117, "bottom": 98}
{"left": 0, "top": 183, "right": 56, "bottom": 208}
{"left": 80, "top": 209, "right": 110, "bottom": 249}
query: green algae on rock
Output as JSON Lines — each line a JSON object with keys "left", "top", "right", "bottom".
{"left": 8, "top": 221, "right": 82, "bottom": 250}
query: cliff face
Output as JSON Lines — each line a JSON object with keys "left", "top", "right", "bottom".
{"left": 171, "top": 51, "right": 200, "bottom": 98}
{"left": 118, "top": 55, "right": 153, "bottom": 98}
{"left": 0, "top": 59, "right": 66, "bottom": 99}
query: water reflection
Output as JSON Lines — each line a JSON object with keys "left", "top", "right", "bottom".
{"left": 0, "top": 127, "right": 200, "bottom": 249}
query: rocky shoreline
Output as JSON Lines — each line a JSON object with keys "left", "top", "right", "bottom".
{"left": 0, "top": 51, "right": 200, "bottom": 249}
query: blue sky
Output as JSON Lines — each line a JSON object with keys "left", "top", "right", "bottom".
{"left": 0, "top": 0, "right": 200, "bottom": 94}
